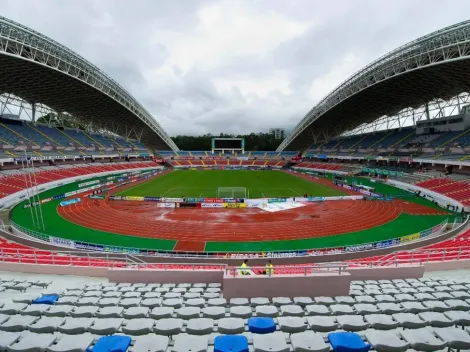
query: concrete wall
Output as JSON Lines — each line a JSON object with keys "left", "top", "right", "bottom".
{"left": 0, "top": 262, "right": 109, "bottom": 277}
{"left": 107, "top": 269, "right": 224, "bottom": 284}
{"left": 346, "top": 265, "right": 425, "bottom": 280}
{"left": 223, "top": 272, "right": 352, "bottom": 298}
{"left": 423, "top": 259, "right": 470, "bottom": 272}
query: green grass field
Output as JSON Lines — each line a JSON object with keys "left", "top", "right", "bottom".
{"left": 116, "top": 170, "right": 347, "bottom": 198}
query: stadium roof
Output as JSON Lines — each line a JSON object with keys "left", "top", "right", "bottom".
{"left": 277, "top": 20, "right": 470, "bottom": 152}
{"left": 0, "top": 16, "right": 179, "bottom": 151}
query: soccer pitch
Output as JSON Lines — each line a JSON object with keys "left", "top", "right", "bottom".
{"left": 116, "top": 170, "right": 346, "bottom": 198}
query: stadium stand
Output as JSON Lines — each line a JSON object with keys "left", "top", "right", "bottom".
{"left": 0, "top": 119, "right": 151, "bottom": 158}
{"left": 0, "top": 267, "right": 467, "bottom": 351}
{"left": 415, "top": 178, "right": 470, "bottom": 206}
{"left": 0, "top": 161, "right": 157, "bottom": 199}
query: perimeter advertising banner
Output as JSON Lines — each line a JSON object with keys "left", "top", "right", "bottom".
{"left": 400, "top": 233, "right": 421, "bottom": 243}
{"left": 124, "top": 196, "right": 145, "bottom": 201}
{"left": 224, "top": 203, "right": 247, "bottom": 208}
{"left": 59, "top": 198, "right": 81, "bottom": 207}
{"left": 204, "top": 198, "right": 224, "bottom": 203}
{"left": 201, "top": 203, "right": 225, "bottom": 208}
{"left": 161, "top": 197, "right": 184, "bottom": 203}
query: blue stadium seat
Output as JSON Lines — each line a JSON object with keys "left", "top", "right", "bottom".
{"left": 214, "top": 335, "right": 249, "bottom": 352}
{"left": 328, "top": 332, "right": 371, "bottom": 352}
{"left": 247, "top": 317, "right": 276, "bottom": 334}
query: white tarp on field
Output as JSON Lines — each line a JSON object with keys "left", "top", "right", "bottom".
{"left": 257, "top": 201, "right": 306, "bottom": 213}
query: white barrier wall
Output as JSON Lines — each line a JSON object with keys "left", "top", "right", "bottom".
{"left": 386, "top": 179, "right": 467, "bottom": 212}
{"left": 0, "top": 166, "right": 163, "bottom": 210}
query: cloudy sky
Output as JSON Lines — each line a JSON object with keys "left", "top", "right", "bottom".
{"left": 1, "top": 0, "right": 470, "bottom": 136}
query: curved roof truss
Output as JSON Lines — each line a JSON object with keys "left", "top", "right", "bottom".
{"left": 278, "top": 20, "right": 470, "bottom": 151}
{"left": 0, "top": 16, "right": 179, "bottom": 151}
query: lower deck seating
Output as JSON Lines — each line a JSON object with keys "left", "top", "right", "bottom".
{"left": 0, "top": 275, "right": 469, "bottom": 351}
{"left": 0, "top": 162, "right": 157, "bottom": 199}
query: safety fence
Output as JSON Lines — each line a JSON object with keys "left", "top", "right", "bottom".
{"left": 9, "top": 216, "right": 455, "bottom": 259}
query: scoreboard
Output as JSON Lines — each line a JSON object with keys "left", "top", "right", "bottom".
{"left": 212, "top": 138, "right": 244, "bottom": 152}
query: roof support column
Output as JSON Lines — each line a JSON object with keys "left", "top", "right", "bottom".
{"left": 31, "top": 103, "right": 36, "bottom": 123}
{"left": 425, "top": 102, "right": 430, "bottom": 120}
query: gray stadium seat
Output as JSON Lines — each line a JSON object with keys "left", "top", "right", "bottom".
{"left": 364, "top": 314, "right": 399, "bottom": 330}
{"left": 293, "top": 297, "right": 313, "bottom": 307}
{"left": 392, "top": 313, "right": 427, "bottom": 329}
{"left": 251, "top": 298, "right": 270, "bottom": 306}
{"left": 418, "top": 312, "right": 454, "bottom": 327}
{"left": 45, "top": 306, "right": 74, "bottom": 317}
{"left": 305, "top": 305, "right": 330, "bottom": 316}
{"left": 185, "top": 299, "right": 205, "bottom": 308}
{"left": 88, "top": 318, "right": 123, "bottom": 335}
{"left": 444, "top": 310, "right": 470, "bottom": 326}
{"left": 290, "top": 331, "right": 330, "bottom": 352}
{"left": 280, "top": 305, "right": 304, "bottom": 317}
{"left": 96, "top": 307, "right": 123, "bottom": 318}
{"left": 0, "top": 304, "right": 27, "bottom": 315}
{"left": 330, "top": 304, "right": 355, "bottom": 315}
{"left": 364, "top": 330, "right": 410, "bottom": 352}
{"left": 119, "top": 298, "right": 141, "bottom": 308}
{"left": 230, "top": 298, "right": 249, "bottom": 306}
{"left": 336, "top": 315, "right": 369, "bottom": 331}
{"left": 70, "top": 306, "right": 98, "bottom": 318}
{"left": 253, "top": 332, "right": 289, "bottom": 352}
{"left": 46, "top": 334, "right": 94, "bottom": 352}
{"left": 150, "top": 307, "right": 174, "bottom": 319}
{"left": 123, "top": 307, "right": 149, "bottom": 319}
{"left": 255, "top": 305, "right": 278, "bottom": 317}
{"left": 278, "top": 317, "right": 307, "bottom": 333}
{"left": 58, "top": 318, "right": 94, "bottom": 334}
{"left": 217, "top": 317, "right": 245, "bottom": 334}
{"left": 307, "top": 316, "right": 337, "bottom": 332}
{"left": 354, "top": 304, "right": 380, "bottom": 315}
{"left": 0, "top": 332, "right": 21, "bottom": 351}
{"left": 1, "top": 316, "right": 38, "bottom": 332}
{"left": 154, "top": 318, "right": 184, "bottom": 336}
{"left": 202, "top": 307, "right": 225, "bottom": 319}
{"left": 207, "top": 298, "right": 226, "bottom": 307}
{"left": 314, "top": 297, "right": 335, "bottom": 306}
{"left": 141, "top": 298, "right": 162, "bottom": 308}
{"left": 433, "top": 327, "right": 470, "bottom": 350}
{"left": 161, "top": 299, "right": 182, "bottom": 309}
{"left": 20, "top": 305, "right": 51, "bottom": 316}
{"left": 7, "top": 332, "right": 56, "bottom": 352}
{"left": 230, "top": 306, "right": 252, "bottom": 318}
{"left": 28, "top": 317, "right": 65, "bottom": 333}
{"left": 133, "top": 335, "right": 169, "bottom": 352}
{"left": 186, "top": 318, "right": 214, "bottom": 335}
{"left": 177, "top": 307, "right": 201, "bottom": 320}
{"left": 121, "top": 318, "right": 154, "bottom": 335}
{"left": 399, "top": 328, "right": 446, "bottom": 351}
{"left": 172, "top": 335, "right": 208, "bottom": 352}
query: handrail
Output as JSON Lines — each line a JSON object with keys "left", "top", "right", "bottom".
{"left": 9, "top": 215, "right": 452, "bottom": 258}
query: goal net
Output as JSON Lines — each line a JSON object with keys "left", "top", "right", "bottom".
{"left": 217, "top": 187, "right": 248, "bottom": 199}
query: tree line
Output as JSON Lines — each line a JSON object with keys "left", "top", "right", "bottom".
{"left": 171, "top": 133, "right": 283, "bottom": 151}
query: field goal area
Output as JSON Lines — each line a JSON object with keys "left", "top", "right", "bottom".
{"left": 217, "top": 187, "right": 248, "bottom": 198}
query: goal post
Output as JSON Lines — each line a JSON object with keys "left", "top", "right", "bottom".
{"left": 217, "top": 187, "right": 248, "bottom": 199}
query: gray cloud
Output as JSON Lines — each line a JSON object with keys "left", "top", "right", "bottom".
{"left": 1, "top": 0, "right": 469, "bottom": 137}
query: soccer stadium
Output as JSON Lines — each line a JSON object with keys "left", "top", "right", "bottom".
{"left": 1, "top": 11, "right": 470, "bottom": 352}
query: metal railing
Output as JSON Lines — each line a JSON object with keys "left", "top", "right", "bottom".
{"left": 9, "top": 216, "right": 453, "bottom": 259}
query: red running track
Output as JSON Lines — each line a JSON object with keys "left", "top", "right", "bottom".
{"left": 58, "top": 197, "right": 446, "bottom": 245}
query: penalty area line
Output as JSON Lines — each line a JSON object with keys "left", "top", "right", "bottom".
{"left": 160, "top": 188, "right": 175, "bottom": 196}
{"left": 289, "top": 188, "right": 302, "bottom": 196}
